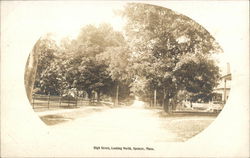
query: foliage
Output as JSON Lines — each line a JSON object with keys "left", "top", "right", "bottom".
{"left": 33, "top": 24, "right": 130, "bottom": 102}
{"left": 33, "top": 34, "right": 60, "bottom": 95}
{"left": 121, "top": 3, "right": 221, "bottom": 112}
{"left": 31, "top": 4, "right": 222, "bottom": 112}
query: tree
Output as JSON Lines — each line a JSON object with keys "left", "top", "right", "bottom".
{"left": 98, "top": 46, "right": 133, "bottom": 104}
{"left": 38, "top": 57, "right": 63, "bottom": 95}
{"left": 25, "top": 39, "right": 41, "bottom": 101}
{"left": 74, "top": 57, "right": 113, "bottom": 102}
{"left": 63, "top": 24, "right": 127, "bottom": 102}
{"left": 174, "top": 55, "right": 220, "bottom": 103}
{"left": 121, "top": 3, "right": 221, "bottom": 112}
{"left": 32, "top": 34, "right": 61, "bottom": 95}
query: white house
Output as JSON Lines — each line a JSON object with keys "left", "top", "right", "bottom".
{"left": 213, "top": 63, "right": 231, "bottom": 104}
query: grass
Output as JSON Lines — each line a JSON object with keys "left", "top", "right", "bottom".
{"left": 40, "top": 115, "right": 73, "bottom": 125}
{"left": 39, "top": 105, "right": 111, "bottom": 126}
{"left": 166, "top": 119, "right": 214, "bottom": 141}
{"left": 156, "top": 110, "right": 216, "bottom": 141}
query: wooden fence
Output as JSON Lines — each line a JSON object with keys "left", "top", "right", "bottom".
{"left": 31, "top": 94, "right": 90, "bottom": 109}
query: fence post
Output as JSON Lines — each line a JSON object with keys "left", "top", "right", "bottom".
{"left": 48, "top": 93, "right": 50, "bottom": 109}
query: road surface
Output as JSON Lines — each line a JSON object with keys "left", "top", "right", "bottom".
{"left": 46, "top": 100, "right": 215, "bottom": 144}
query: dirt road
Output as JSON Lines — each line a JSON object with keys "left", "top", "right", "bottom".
{"left": 47, "top": 100, "right": 215, "bottom": 144}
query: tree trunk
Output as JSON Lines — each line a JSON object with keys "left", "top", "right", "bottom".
{"left": 97, "top": 91, "right": 100, "bottom": 103}
{"left": 87, "top": 90, "right": 92, "bottom": 104}
{"left": 163, "top": 97, "right": 170, "bottom": 113}
{"left": 115, "top": 85, "right": 119, "bottom": 106}
{"left": 162, "top": 87, "right": 166, "bottom": 107}
{"left": 172, "top": 98, "right": 178, "bottom": 111}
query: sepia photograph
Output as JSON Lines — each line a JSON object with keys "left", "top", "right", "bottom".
{"left": 1, "top": 1, "right": 249, "bottom": 157}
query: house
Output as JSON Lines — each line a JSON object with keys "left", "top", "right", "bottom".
{"left": 213, "top": 63, "right": 231, "bottom": 104}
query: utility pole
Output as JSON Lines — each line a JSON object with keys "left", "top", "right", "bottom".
{"left": 154, "top": 89, "right": 157, "bottom": 107}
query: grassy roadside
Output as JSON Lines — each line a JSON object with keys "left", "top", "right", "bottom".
{"left": 155, "top": 110, "right": 217, "bottom": 142}
{"left": 38, "top": 101, "right": 131, "bottom": 126}
{"left": 39, "top": 105, "right": 111, "bottom": 126}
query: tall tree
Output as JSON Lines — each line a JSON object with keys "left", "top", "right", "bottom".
{"left": 66, "top": 24, "right": 127, "bottom": 102}
{"left": 121, "top": 3, "right": 221, "bottom": 112}
{"left": 98, "top": 46, "right": 132, "bottom": 104}
{"left": 32, "top": 34, "right": 61, "bottom": 95}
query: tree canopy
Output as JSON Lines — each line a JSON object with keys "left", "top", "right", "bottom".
{"left": 120, "top": 3, "right": 221, "bottom": 112}
{"left": 29, "top": 3, "right": 222, "bottom": 112}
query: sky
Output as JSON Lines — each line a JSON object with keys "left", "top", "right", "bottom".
{"left": 34, "top": 1, "right": 232, "bottom": 73}
{"left": 40, "top": 2, "right": 126, "bottom": 40}
{"left": 3, "top": 1, "right": 247, "bottom": 75}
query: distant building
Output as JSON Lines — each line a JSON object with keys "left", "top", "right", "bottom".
{"left": 213, "top": 63, "right": 231, "bottom": 104}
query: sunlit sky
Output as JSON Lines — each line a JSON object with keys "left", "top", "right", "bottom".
{"left": 3, "top": 1, "right": 247, "bottom": 74}
{"left": 35, "top": 1, "right": 232, "bottom": 73}
{"left": 43, "top": 2, "right": 125, "bottom": 40}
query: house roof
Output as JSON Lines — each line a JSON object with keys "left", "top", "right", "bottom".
{"left": 220, "top": 73, "right": 232, "bottom": 80}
